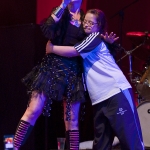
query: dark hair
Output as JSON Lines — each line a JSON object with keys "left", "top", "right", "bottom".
{"left": 86, "top": 9, "right": 107, "bottom": 34}
{"left": 86, "top": 9, "right": 122, "bottom": 60}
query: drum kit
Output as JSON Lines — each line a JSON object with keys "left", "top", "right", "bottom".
{"left": 121, "top": 31, "right": 150, "bottom": 148}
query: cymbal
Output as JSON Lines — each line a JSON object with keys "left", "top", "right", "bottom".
{"left": 126, "top": 31, "right": 150, "bottom": 37}
{"left": 126, "top": 32, "right": 150, "bottom": 47}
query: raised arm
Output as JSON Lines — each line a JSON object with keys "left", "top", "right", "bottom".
{"left": 51, "top": 0, "right": 71, "bottom": 22}
{"left": 46, "top": 41, "right": 79, "bottom": 57}
{"left": 41, "top": 0, "right": 83, "bottom": 41}
{"left": 40, "top": 0, "right": 71, "bottom": 40}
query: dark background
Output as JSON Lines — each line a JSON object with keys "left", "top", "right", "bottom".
{"left": 0, "top": 0, "right": 150, "bottom": 149}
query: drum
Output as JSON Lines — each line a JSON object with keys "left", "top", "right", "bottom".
{"left": 139, "top": 65, "right": 150, "bottom": 86}
{"left": 136, "top": 83, "right": 150, "bottom": 100}
{"left": 137, "top": 101, "right": 150, "bottom": 147}
{"left": 136, "top": 59, "right": 150, "bottom": 102}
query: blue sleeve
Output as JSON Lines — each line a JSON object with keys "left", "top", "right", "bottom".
{"left": 74, "top": 32, "right": 102, "bottom": 53}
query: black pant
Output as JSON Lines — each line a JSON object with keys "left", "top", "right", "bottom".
{"left": 92, "top": 89, "right": 144, "bottom": 150}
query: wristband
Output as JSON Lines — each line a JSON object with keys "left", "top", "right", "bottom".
{"left": 53, "top": 7, "right": 64, "bottom": 18}
{"left": 61, "top": 2, "right": 67, "bottom": 9}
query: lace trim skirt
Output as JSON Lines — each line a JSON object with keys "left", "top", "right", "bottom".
{"left": 22, "top": 54, "right": 86, "bottom": 108}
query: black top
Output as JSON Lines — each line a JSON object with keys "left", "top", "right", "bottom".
{"left": 40, "top": 7, "right": 86, "bottom": 64}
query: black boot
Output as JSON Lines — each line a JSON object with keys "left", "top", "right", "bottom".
{"left": 13, "top": 120, "right": 33, "bottom": 149}
{"left": 65, "top": 130, "right": 79, "bottom": 150}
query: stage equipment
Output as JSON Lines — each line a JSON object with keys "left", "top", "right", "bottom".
{"left": 137, "top": 101, "right": 150, "bottom": 148}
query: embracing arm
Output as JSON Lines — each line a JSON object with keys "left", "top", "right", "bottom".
{"left": 46, "top": 41, "right": 79, "bottom": 57}
{"left": 46, "top": 32, "right": 119, "bottom": 57}
{"left": 101, "top": 32, "right": 119, "bottom": 44}
{"left": 46, "top": 32, "right": 102, "bottom": 57}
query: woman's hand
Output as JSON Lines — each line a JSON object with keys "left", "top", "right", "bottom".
{"left": 70, "top": 9, "right": 81, "bottom": 27}
{"left": 46, "top": 41, "right": 53, "bottom": 54}
{"left": 70, "top": 9, "right": 80, "bottom": 21}
{"left": 101, "top": 32, "right": 119, "bottom": 44}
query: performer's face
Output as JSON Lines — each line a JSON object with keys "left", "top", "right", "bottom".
{"left": 83, "top": 13, "right": 99, "bottom": 35}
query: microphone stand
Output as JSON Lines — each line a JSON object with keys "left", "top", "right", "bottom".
{"left": 117, "top": 42, "right": 144, "bottom": 63}
{"left": 110, "top": 0, "right": 139, "bottom": 19}
{"left": 128, "top": 53, "right": 133, "bottom": 82}
{"left": 110, "top": 0, "right": 139, "bottom": 68}
{"left": 117, "top": 36, "right": 147, "bottom": 82}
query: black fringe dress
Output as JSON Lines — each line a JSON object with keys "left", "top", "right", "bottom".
{"left": 22, "top": 8, "right": 87, "bottom": 119}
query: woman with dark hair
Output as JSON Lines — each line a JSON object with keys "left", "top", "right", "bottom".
{"left": 46, "top": 9, "right": 144, "bottom": 150}
{"left": 13, "top": 0, "right": 86, "bottom": 150}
